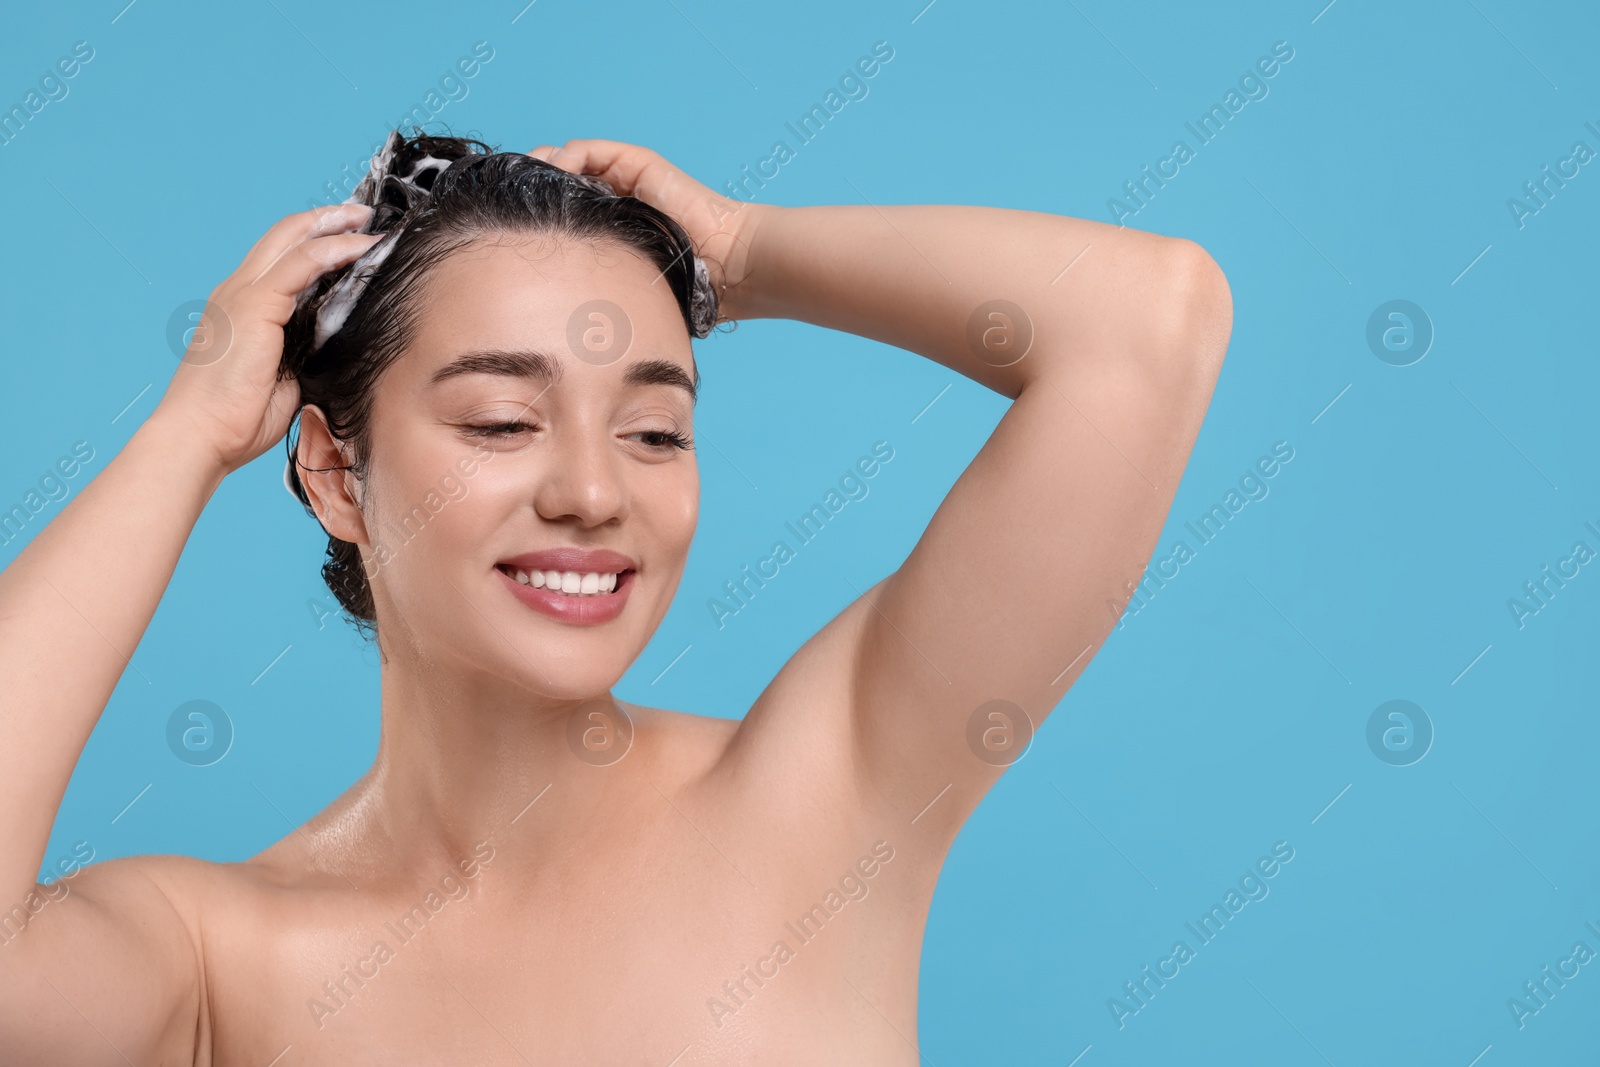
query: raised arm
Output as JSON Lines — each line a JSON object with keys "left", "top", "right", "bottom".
{"left": 731, "top": 202, "right": 1230, "bottom": 831}
{"left": 0, "top": 204, "right": 379, "bottom": 1062}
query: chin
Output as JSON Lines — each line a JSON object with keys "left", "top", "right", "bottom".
{"left": 473, "top": 614, "right": 641, "bottom": 694}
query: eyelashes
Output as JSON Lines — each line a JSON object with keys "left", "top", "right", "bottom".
{"left": 638, "top": 428, "right": 694, "bottom": 451}
{"left": 459, "top": 422, "right": 693, "bottom": 452}
{"left": 461, "top": 421, "right": 534, "bottom": 438}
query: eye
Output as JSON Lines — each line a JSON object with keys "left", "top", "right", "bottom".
{"left": 462, "top": 421, "right": 536, "bottom": 439}
{"left": 630, "top": 428, "right": 694, "bottom": 452}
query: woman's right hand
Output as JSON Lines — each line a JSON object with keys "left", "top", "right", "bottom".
{"left": 153, "top": 202, "right": 382, "bottom": 476}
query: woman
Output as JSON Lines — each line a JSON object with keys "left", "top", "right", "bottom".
{"left": 0, "top": 129, "right": 1230, "bottom": 1064}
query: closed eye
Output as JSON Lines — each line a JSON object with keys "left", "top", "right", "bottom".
{"left": 631, "top": 429, "right": 694, "bottom": 452}
{"left": 458, "top": 423, "right": 692, "bottom": 451}
{"left": 462, "top": 421, "right": 534, "bottom": 439}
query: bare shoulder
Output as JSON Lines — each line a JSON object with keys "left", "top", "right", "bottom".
{"left": 59, "top": 849, "right": 227, "bottom": 925}
{"left": 64, "top": 849, "right": 293, "bottom": 945}
{"left": 701, "top": 572, "right": 898, "bottom": 810}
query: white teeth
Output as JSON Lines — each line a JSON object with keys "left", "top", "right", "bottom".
{"left": 503, "top": 566, "right": 623, "bottom": 597}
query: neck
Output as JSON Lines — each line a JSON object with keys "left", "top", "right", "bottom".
{"left": 313, "top": 639, "right": 646, "bottom": 889}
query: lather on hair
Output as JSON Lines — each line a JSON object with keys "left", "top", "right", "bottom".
{"left": 293, "top": 129, "right": 714, "bottom": 351}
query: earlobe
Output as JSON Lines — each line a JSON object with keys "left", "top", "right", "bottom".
{"left": 295, "top": 404, "right": 367, "bottom": 544}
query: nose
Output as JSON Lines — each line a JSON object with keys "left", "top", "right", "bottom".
{"left": 531, "top": 419, "right": 628, "bottom": 529}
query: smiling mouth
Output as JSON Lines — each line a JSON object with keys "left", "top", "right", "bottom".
{"left": 495, "top": 564, "right": 633, "bottom": 597}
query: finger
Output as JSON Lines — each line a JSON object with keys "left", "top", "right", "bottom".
{"left": 236, "top": 202, "right": 375, "bottom": 279}
{"left": 548, "top": 139, "right": 656, "bottom": 188}
{"left": 240, "top": 202, "right": 374, "bottom": 281}
{"left": 241, "top": 231, "right": 384, "bottom": 318}
{"left": 548, "top": 139, "right": 686, "bottom": 205}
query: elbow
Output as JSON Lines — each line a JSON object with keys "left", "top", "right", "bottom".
{"left": 1158, "top": 239, "right": 1232, "bottom": 380}
{"left": 1025, "top": 232, "right": 1232, "bottom": 396}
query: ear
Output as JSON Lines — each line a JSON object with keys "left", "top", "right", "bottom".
{"left": 294, "top": 404, "right": 367, "bottom": 546}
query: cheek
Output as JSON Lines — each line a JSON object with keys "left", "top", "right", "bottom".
{"left": 657, "top": 463, "right": 699, "bottom": 551}
{"left": 363, "top": 446, "right": 490, "bottom": 579}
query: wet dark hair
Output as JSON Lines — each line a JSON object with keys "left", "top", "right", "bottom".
{"left": 279, "top": 128, "right": 719, "bottom": 638}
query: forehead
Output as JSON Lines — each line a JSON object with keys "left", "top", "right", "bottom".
{"left": 398, "top": 234, "right": 696, "bottom": 384}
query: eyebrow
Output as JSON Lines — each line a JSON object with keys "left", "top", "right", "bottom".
{"left": 428, "top": 347, "right": 699, "bottom": 404}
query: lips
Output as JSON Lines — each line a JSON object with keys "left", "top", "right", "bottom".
{"left": 496, "top": 547, "right": 637, "bottom": 575}
{"left": 493, "top": 547, "right": 637, "bottom": 626}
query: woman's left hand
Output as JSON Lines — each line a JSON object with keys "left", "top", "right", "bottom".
{"left": 528, "top": 139, "right": 766, "bottom": 319}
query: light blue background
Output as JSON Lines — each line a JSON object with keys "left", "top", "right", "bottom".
{"left": 4, "top": 1, "right": 1598, "bottom": 1063}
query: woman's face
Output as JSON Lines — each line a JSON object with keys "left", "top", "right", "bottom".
{"left": 352, "top": 234, "right": 700, "bottom": 699}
